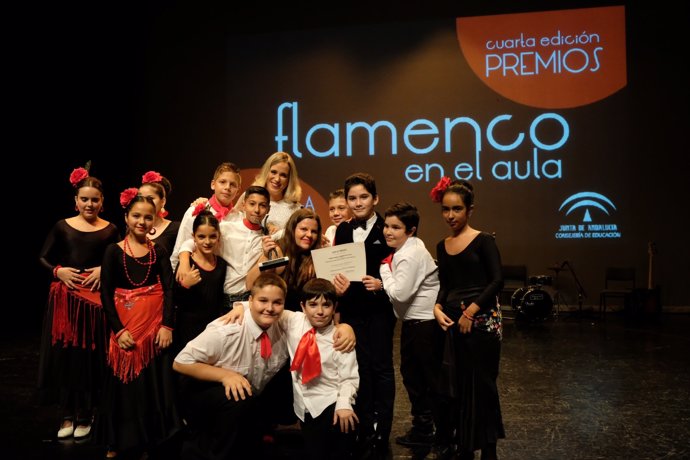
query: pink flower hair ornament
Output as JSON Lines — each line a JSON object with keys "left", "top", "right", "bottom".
{"left": 69, "top": 167, "right": 89, "bottom": 187}
{"left": 120, "top": 187, "right": 140, "bottom": 208}
{"left": 429, "top": 176, "right": 452, "bottom": 203}
{"left": 141, "top": 171, "right": 163, "bottom": 184}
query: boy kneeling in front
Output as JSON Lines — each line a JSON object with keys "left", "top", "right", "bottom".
{"left": 173, "top": 273, "right": 355, "bottom": 459}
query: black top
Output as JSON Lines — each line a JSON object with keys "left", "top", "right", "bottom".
{"left": 100, "top": 243, "right": 175, "bottom": 333}
{"left": 152, "top": 221, "right": 180, "bottom": 257}
{"left": 39, "top": 219, "right": 120, "bottom": 272}
{"left": 334, "top": 212, "right": 394, "bottom": 317}
{"left": 435, "top": 232, "right": 503, "bottom": 314}
{"left": 173, "top": 257, "right": 227, "bottom": 323}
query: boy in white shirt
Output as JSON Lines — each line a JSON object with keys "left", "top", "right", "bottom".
{"left": 173, "top": 273, "right": 289, "bottom": 459}
{"left": 176, "top": 185, "right": 270, "bottom": 311}
{"left": 323, "top": 189, "right": 351, "bottom": 246}
{"left": 379, "top": 202, "right": 440, "bottom": 449}
{"left": 287, "top": 278, "right": 359, "bottom": 460}
{"left": 171, "top": 162, "right": 241, "bottom": 270}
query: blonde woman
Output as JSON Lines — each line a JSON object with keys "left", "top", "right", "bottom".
{"left": 235, "top": 152, "right": 302, "bottom": 239}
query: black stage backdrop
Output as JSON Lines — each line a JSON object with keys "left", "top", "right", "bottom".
{"left": 22, "top": 1, "right": 689, "bottom": 336}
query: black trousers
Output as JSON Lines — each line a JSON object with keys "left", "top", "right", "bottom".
{"left": 301, "top": 403, "right": 357, "bottom": 460}
{"left": 400, "top": 319, "right": 438, "bottom": 434}
{"left": 178, "top": 379, "right": 263, "bottom": 460}
{"left": 341, "top": 307, "right": 396, "bottom": 443}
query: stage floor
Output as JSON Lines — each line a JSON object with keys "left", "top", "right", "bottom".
{"left": 3, "top": 311, "right": 689, "bottom": 459}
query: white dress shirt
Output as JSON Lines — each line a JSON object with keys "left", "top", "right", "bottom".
{"left": 178, "top": 212, "right": 263, "bottom": 295}
{"left": 352, "top": 213, "right": 378, "bottom": 243}
{"left": 174, "top": 314, "right": 288, "bottom": 394}
{"left": 324, "top": 224, "right": 337, "bottom": 246}
{"left": 379, "top": 236, "right": 439, "bottom": 321}
{"left": 279, "top": 311, "right": 359, "bottom": 421}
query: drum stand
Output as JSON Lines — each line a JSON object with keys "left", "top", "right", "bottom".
{"left": 548, "top": 265, "right": 567, "bottom": 318}
{"left": 562, "top": 260, "right": 587, "bottom": 317}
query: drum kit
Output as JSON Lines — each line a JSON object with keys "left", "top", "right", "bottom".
{"left": 511, "top": 265, "right": 565, "bottom": 321}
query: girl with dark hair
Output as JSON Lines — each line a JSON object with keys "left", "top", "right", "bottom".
{"left": 139, "top": 170, "right": 180, "bottom": 256}
{"left": 97, "top": 189, "right": 181, "bottom": 459}
{"left": 429, "top": 178, "right": 505, "bottom": 460}
{"left": 38, "top": 166, "right": 120, "bottom": 441}
{"left": 173, "top": 210, "right": 228, "bottom": 352}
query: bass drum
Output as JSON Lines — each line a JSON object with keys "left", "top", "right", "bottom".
{"left": 511, "top": 286, "right": 553, "bottom": 320}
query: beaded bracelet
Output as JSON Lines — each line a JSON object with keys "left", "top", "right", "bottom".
{"left": 462, "top": 310, "right": 475, "bottom": 322}
{"left": 52, "top": 265, "right": 62, "bottom": 279}
{"left": 160, "top": 325, "right": 174, "bottom": 332}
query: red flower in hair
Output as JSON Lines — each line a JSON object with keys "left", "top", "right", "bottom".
{"left": 120, "top": 187, "right": 139, "bottom": 208}
{"left": 142, "top": 171, "right": 163, "bottom": 184}
{"left": 69, "top": 167, "right": 89, "bottom": 187}
{"left": 192, "top": 202, "right": 206, "bottom": 217}
{"left": 430, "top": 176, "right": 452, "bottom": 203}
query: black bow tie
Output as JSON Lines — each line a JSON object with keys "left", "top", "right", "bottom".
{"left": 351, "top": 219, "right": 367, "bottom": 230}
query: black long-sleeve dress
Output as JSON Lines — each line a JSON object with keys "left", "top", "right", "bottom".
{"left": 37, "top": 220, "right": 119, "bottom": 413}
{"left": 434, "top": 231, "right": 505, "bottom": 451}
{"left": 96, "top": 242, "right": 182, "bottom": 453}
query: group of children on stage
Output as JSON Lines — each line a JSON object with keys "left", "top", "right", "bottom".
{"left": 39, "top": 153, "right": 505, "bottom": 460}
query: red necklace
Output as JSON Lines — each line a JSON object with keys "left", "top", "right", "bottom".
{"left": 122, "top": 236, "right": 157, "bottom": 287}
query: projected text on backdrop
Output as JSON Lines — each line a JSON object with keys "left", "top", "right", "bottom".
{"left": 276, "top": 101, "right": 569, "bottom": 183}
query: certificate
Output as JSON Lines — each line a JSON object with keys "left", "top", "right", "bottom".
{"left": 311, "top": 242, "right": 366, "bottom": 281}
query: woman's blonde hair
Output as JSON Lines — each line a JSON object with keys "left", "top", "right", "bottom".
{"left": 252, "top": 152, "right": 302, "bottom": 203}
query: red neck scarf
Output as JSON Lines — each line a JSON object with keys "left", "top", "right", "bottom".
{"left": 290, "top": 327, "right": 321, "bottom": 384}
{"left": 208, "top": 195, "right": 232, "bottom": 221}
{"left": 243, "top": 218, "right": 261, "bottom": 231}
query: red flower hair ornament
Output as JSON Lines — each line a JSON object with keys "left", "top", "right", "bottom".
{"left": 430, "top": 176, "right": 452, "bottom": 203}
{"left": 192, "top": 202, "right": 207, "bottom": 217}
{"left": 69, "top": 167, "right": 89, "bottom": 187}
{"left": 141, "top": 171, "right": 163, "bottom": 184}
{"left": 120, "top": 188, "right": 139, "bottom": 208}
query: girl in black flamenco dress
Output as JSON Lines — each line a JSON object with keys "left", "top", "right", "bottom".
{"left": 430, "top": 178, "right": 505, "bottom": 460}
{"left": 97, "top": 191, "right": 181, "bottom": 458}
{"left": 38, "top": 168, "right": 119, "bottom": 440}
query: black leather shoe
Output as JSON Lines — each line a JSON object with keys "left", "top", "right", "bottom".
{"left": 355, "top": 433, "right": 376, "bottom": 459}
{"left": 370, "top": 435, "right": 391, "bottom": 460}
{"left": 395, "top": 429, "right": 434, "bottom": 447}
{"left": 426, "top": 444, "right": 454, "bottom": 460}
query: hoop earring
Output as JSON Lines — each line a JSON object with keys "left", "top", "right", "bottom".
{"left": 149, "top": 227, "right": 157, "bottom": 236}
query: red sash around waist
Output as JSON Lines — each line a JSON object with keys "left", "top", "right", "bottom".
{"left": 107, "top": 283, "right": 164, "bottom": 383}
{"left": 49, "top": 277, "right": 104, "bottom": 349}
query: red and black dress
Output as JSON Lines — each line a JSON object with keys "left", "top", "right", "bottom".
{"left": 38, "top": 220, "right": 119, "bottom": 418}
{"left": 96, "top": 241, "right": 182, "bottom": 454}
